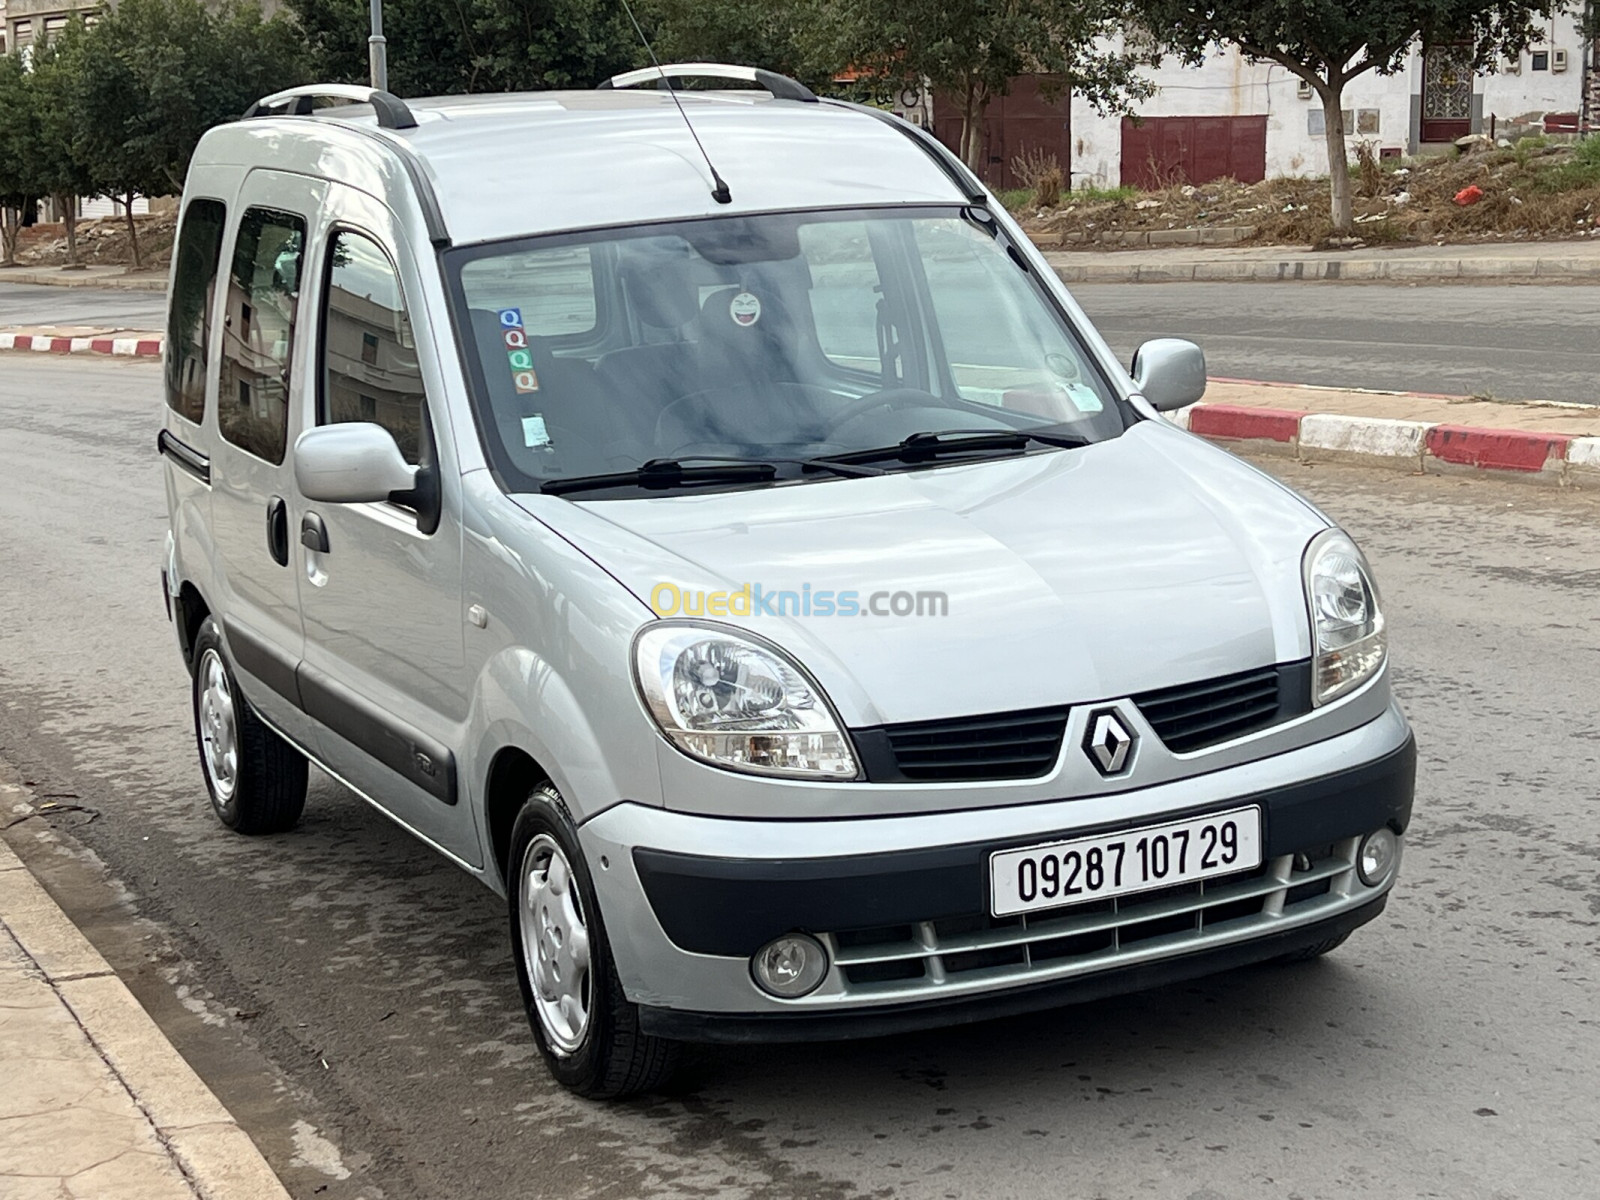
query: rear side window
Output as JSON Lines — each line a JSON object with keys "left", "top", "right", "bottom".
{"left": 164, "top": 198, "right": 227, "bottom": 423}
{"left": 321, "top": 230, "right": 426, "bottom": 465}
{"left": 218, "top": 207, "right": 306, "bottom": 464}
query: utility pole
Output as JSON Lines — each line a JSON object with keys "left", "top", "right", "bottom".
{"left": 369, "top": 0, "right": 388, "bottom": 92}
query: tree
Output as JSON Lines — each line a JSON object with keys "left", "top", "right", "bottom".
{"left": 285, "top": 0, "right": 640, "bottom": 95}
{"left": 639, "top": 0, "right": 839, "bottom": 91}
{"left": 802, "top": 0, "right": 1155, "bottom": 172}
{"left": 27, "top": 33, "right": 97, "bottom": 269}
{"left": 59, "top": 0, "right": 310, "bottom": 268}
{"left": 0, "top": 54, "right": 37, "bottom": 267}
{"left": 1130, "top": 0, "right": 1563, "bottom": 231}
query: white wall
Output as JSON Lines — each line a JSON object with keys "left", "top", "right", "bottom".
{"left": 1071, "top": 16, "right": 1591, "bottom": 189}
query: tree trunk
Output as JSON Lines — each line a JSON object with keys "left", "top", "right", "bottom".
{"left": 1319, "top": 79, "right": 1353, "bottom": 232}
{"left": 58, "top": 196, "right": 84, "bottom": 270}
{"left": 958, "top": 78, "right": 992, "bottom": 173}
{"left": 124, "top": 192, "right": 141, "bottom": 270}
{"left": 0, "top": 207, "right": 18, "bottom": 267}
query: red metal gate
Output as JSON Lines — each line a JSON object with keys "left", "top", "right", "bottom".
{"left": 1119, "top": 115, "right": 1268, "bottom": 190}
{"left": 931, "top": 76, "right": 1071, "bottom": 191}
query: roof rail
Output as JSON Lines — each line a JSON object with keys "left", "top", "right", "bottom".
{"left": 600, "top": 63, "right": 817, "bottom": 103}
{"left": 243, "top": 84, "right": 418, "bottom": 131}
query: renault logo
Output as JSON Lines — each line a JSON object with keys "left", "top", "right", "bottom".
{"left": 1084, "top": 709, "right": 1136, "bottom": 776}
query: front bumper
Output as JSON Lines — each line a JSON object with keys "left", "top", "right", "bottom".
{"left": 580, "top": 702, "right": 1414, "bottom": 1040}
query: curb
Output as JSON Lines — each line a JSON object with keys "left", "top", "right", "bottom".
{"left": 0, "top": 798, "right": 292, "bottom": 1200}
{"left": 1169, "top": 402, "right": 1599, "bottom": 484}
{"left": 0, "top": 268, "right": 169, "bottom": 291}
{"left": 0, "top": 331, "right": 163, "bottom": 357}
{"left": 1049, "top": 252, "right": 1600, "bottom": 284}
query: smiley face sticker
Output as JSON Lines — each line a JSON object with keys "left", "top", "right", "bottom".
{"left": 729, "top": 291, "right": 761, "bottom": 328}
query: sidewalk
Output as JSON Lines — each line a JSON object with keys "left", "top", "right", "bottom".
{"left": 0, "top": 823, "right": 290, "bottom": 1199}
{"left": 0, "top": 265, "right": 168, "bottom": 291}
{"left": 1044, "top": 236, "right": 1600, "bottom": 284}
{"left": 1173, "top": 379, "right": 1600, "bottom": 483}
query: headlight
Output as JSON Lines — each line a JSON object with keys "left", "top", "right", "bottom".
{"left": 1303, "top": 529, "right": 1386, "bottom": 706}
{"left": 633, "top": 624, "right": 859, "bottom": 779}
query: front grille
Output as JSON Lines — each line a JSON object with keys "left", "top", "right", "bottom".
{"left": 827, "top": 840, "right": 1355, "bottom": 997}
{"left": 853, "top": 707, "right": 1071, "bottom": 783}
{"left": 1134, "top": 661, "right": 1312, "bottom": 754}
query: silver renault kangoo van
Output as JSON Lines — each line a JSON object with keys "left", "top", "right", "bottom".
{"left": 160, "top": 68, "right": 1413, "bottom": 1098}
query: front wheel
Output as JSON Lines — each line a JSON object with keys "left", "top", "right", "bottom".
{"left": 508, "top": 784, "right": 680, "bottom": 1099}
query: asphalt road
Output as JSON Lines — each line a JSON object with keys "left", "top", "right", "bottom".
{"left": 2, "top": 354, "right": 1599, "bottom": 1200}
{"left": 3, "top": 276, "right": 1600, "bottom": 404}
{"left": 1073, "top": 281, "right": 1600, "bottom": 404}
{"left": 0, "top": 279, "right": 167, "bottom": 329}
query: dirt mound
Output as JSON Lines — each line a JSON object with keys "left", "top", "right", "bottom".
{"left": 1020, "top": 139, "right": 1600, "bottom": 250}
{"left": 13, "top": 212, "right": 178, "bottom": 269}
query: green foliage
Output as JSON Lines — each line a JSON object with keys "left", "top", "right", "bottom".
{"left": 285, "top": 0, "right": 641, "bottom": 94}
{"left": 638, "top": 0, "right": 839, "bottom": 90}
{"left": 26, "top": 32, "right": 97, "bottom": 205}
{"left": 1069, "top": 184, "right": 1139, "bottom": 203}
{"left": 1530, "top": 136, "right": 1600, "bottom": 192}
{"left": 74, "top": 0, "right": 311, "bottom": 196}
{"left": 799, "top": 0, "right": 1154, "bottom": 169}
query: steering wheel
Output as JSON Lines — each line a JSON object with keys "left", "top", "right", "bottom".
{"left": 827, "top": 387, "right": 947, "bottom": 432}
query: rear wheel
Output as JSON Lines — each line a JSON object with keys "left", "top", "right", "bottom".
{"left": 509, "top": 783, "right": 679, "bottom": 1099}
{"left": 191, "top": 617, "right": 307, "bottom": 834}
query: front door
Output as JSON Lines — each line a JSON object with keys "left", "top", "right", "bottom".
{"left": 293, "top": 183, "right": 479, "bottom": 866}
{"left": 209, "top": 170, "right": 322, "bottom": 749}
{"left": 1421, "top": 44, "right": 1474, "bottom": 143}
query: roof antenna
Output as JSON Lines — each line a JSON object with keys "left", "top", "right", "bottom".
{"left": 615, "top": 0, "right": 733, "bottom": 204}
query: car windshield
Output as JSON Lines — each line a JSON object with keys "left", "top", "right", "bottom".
{"left": 446, "top": 206, "right": 1129, "bottom": 496}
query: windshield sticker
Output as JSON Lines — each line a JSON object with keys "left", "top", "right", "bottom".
{"left": 521, "top": 414, "right": 551, "bottom": 448}
{"left": 729, "top": 292, "right": 761, "bottom": 327}
{"left": 499, "top": 308, "right": 539, "bottom": 392}
{"left": 1065, "top": 382, "right": 1104, "bottom": 413}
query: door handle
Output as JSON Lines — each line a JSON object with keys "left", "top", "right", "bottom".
{"left": 300, "top": 512, "right": 330, "bottom": 554}
{"left": 266, "top": 496, "right": 289, "bottom": 566}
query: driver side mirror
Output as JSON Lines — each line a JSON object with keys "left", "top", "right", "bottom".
{"left": 1131, "top": 338, "right": 1207, "bottom": 412}
{"left": 293, "top": 423, "right": 417, "bottom": 504}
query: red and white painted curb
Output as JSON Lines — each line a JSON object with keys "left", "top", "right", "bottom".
{"left": 0, "top": 331, "right": 163, "bottom": 357}
{"left": 1170, "top": 402, "right": 1600, "bottom": 483}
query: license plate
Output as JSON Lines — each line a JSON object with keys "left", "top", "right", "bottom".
{"left": 989, "top": 806, "right": 1263, "bottom": 918}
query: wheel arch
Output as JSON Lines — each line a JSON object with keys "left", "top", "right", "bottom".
{"left": 176, "top": 582, "right": 212, "bottom": 674}
{"left": 484, "top": 745, "right": 554, "bottom": 890}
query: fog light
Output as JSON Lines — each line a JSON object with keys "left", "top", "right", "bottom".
{"left": 1358, "top": 827, "right": 1398, "bottom": 886}
{"left": 751, "top": 933, "right": 829, "bottom": 998}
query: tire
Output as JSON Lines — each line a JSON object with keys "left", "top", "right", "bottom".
{"left": 191, "top": 617, "right": 307, "bottom": 835}
{"left": 508, "top": 783, "right": 680, "bottom": 1099}
{"left": 1274, "top": 931, "right": 1351, "bottom": 964}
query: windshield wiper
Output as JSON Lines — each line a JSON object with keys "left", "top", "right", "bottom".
{"left": 808, "top": 427, "right": 1090, "bottom": 470}
{"left": 540, "top": 454, "right": 877, "bottom": 496}
{"left": 542, "top": 458, "right": 779, "bottom": 496}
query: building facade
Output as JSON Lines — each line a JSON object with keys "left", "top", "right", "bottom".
{"left": 3, "top": 0, "right": 83, "bottom": 56}
{"left": 1069, "top": 17, "right": 1598, "bottom": 190}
